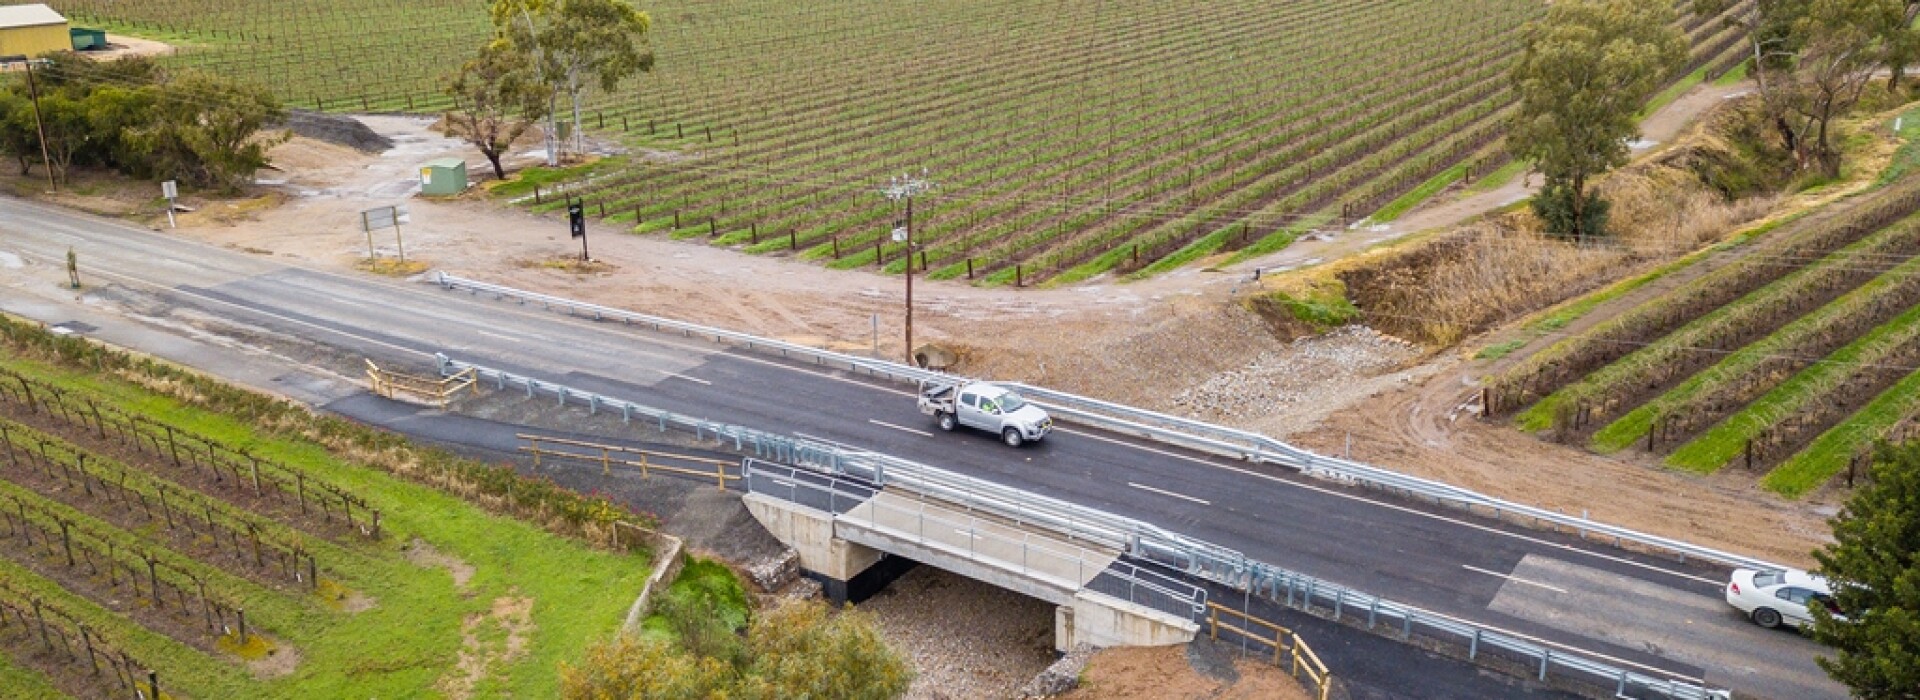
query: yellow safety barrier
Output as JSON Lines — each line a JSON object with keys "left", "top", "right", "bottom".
{"left": 365, "top": 359, "right": 476, "bottom": 408}
{"left": 1207, "top": 601, "right": 1334, "bottom": 700}
{"left": 517, "top": 434, "right": 738, "bottom": 490}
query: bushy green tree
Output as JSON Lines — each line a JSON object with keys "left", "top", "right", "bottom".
{"left": 491, "top": 0, "right": 654, "bottom": 162}
{"left": 1810, "top": 441, "right": 1920, "bottom": 698}
{"left": 1508, "top": 0, "right": 1688, "bottom": 239}
{"left": 445, "top": 38, "right": 550, "bottom": 180}
{"left": 560, "top": 600, "right": 910, "bottom": 700}
{"left": 740, "top": 601, "right": 911, "bottom": 700}
{"left": 0, "top": 54, "right": 283, "bottom": 191}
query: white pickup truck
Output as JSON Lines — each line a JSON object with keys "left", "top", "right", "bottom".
{"left": 917, "top": 380, "right": 1052, "bottom": 447}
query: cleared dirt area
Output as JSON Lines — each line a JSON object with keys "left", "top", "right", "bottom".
{"left": 53, "top": 82, "right": 1841, "bottom": 567}
{"left": 1059, "top": 641, "right": 1310, "bottom": 700}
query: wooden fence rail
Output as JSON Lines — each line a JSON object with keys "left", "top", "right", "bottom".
{"left": 518, "top": 434, "right": 738, "bottom": 490}
{"left": 1206, "top": 601, "right": 1333, "bottom": 700}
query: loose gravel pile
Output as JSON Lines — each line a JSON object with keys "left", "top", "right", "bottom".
{"left": 1170, "top": 325, "right": 1418, "bottom": 422}
{"left": 859, "top": 567, "right": 1059, "bottom": 700}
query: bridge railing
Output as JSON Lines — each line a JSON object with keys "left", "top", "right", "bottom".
{"left": 432, "top": 272, "right": 1784, "bottom": 576}
{"left": 436, "top": 355, "right": 1726, "bottom": 699}
{"left": 743, "top": 460, "right": 1208, "bottom": 622}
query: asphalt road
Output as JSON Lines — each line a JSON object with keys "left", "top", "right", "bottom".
{"left": 0, "top": 196, "right": 1845, "bottom": 699}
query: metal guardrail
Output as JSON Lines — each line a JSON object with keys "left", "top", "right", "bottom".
{"left": 745, "top": 460, "right": 1207, "bottom": 623}
{"left": 436, "top": 354, "right": 1727, "bottom": 699}
{"left": 431, "top": 272, "right": 1784, "bottom": 576}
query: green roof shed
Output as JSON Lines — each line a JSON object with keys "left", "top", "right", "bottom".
{"left": 418, "top": 158, "right": 468, "bottom": 196}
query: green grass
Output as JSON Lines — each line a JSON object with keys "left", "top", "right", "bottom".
{"left": 488, "top": 157, "right": 627, "bottom": 200}
{"left": 1589, "top": 246, "right": 1920, "bottom": 454}
{"left": 1668, "top": 300, "right": 1920, "bottom": 473}
{"left": 0, "top": 357, "right": 652, "bottom": 699}
{"left": 1467, "top": 160, "right": 1529, "bottom": 193}
{"left": 1877, "top": 104, "right": 1920, "bottom": 187}
{"left": 0, "top": 647, "right": 69, "bottom": 700}
{"left": 1763, "top": 363, "right": 1920, "bottom": 497}
{"left": 1712, "top": 60, "right": 1750, "bottom": 86}
{"left": 1475, "top": 338, "right": 1529, "bottom": 360}
{"left": 1640, "top": 65, "right": 1710, "bottom": 120}
{"left": 1366, "top": 163, "right": 1468, "bottom": 223}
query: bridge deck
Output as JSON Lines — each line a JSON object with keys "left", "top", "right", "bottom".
{"left": 836, "top": 490, "right": 1119, "bottom": 601}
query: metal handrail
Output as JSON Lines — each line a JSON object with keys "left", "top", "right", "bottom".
{"left": 436, "top": 355, "right": 1726, "bottom": 699}
{"left": 432, "top": 272, "right": 1786, "bottom": 574}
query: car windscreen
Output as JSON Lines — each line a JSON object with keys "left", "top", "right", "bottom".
{"left": 1753, "top": 570, "right": 1783, "bottom": 587}
{"left": 998, "top": 392, "right": 1027, "bottom": 413}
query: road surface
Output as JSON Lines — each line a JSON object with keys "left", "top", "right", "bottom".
{"left": 0, "top": 196, "right": 1843, "bottom": 699}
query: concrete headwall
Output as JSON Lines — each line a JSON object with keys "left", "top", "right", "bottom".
{"left": 1056, "top": 590, "right": 1200, "bottom": 652}
{"left": 743, "top": 492, "right": 882, "bottom": 580}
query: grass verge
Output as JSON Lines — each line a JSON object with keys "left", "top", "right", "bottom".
{"left": 1366, "top": 163, "right": 1469, "bottom": 224}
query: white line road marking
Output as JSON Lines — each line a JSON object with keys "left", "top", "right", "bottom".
{"left": 1462, "top": 564, "right": 1567, "bottom": 594}
{"left": 869, "top": 419, "right": 933, "bottom": 437}
{"left": 330, "top": 297, "right": 366, "bottom": 309}
{"left": 475, "top": 329, "right": 522, "bottom": 343}
{"left": 664, "top": 372, "right": 711, "bottom": 385}
{"left": 1128, "top": 482, "right": 1211, "bottom": 505}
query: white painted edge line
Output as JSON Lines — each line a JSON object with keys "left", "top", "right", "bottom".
{"left": 475, "top": 329, "right": 522, "bottom": 343}
{"left": 1128, "top": 481, "right": 1211, "bottom": 506}
{"left": 869, "top": 419, "right": 933, "bottom": 437}
{"left": 330, "top": 297, "right": 367, "bottom": 309}
{"left": 1462, "top": 564, "right": 1567, "bottom": 594}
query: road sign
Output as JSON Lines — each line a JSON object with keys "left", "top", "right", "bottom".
{"left": 161, "top": 180, "right": 178, "bottom": 228}
{"left": 568, "top": 201, "right": 586, "bottom": 239}
{"left": 360, "top": 204, "right": 411, "bottom": 232}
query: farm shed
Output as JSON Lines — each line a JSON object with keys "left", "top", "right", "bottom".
{"left": 0, "top": 4, "right": 70, "bottom": 57}
{"left": 418, "top": 158, "right": 468, "bottom": 196}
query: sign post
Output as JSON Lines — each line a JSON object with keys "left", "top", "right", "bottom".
{"left": 160, "top": 180, "right": 178, "bottom": 229}
{"left": 359, "top": 205, "right": 412, "bottom": 262}
{"left": 568, "top": 200, "right": 587, "bottom": 262}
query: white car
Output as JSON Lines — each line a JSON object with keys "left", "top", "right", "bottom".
{"left": 1726, "top": 568, "right": 1839, "bottom": 630}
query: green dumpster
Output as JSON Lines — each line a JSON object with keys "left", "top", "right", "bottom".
{"left": 69, "top": 27, "right": 106, "bottom": 51}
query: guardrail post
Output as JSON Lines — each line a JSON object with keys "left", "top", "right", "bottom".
{"left": 1401, "top": 612, "right": 1412, "bottom": 639}
{"left": 1367, "top": 599, "right": 1377, "bottom": 629}
{"left": 1469, "top": 629, "right": 1480, "bottom": 659}
{"left": 621, "top": 405, "right": 631, "bottom": 424}
{"left": 1538, "top": 649, "right": 1550, "bottom": 681}
{"left": 1333, "top": 589, "right": 1344, "bottom": 620}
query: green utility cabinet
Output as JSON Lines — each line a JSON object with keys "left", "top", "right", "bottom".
{"left": 418, "top": 158, "right": 468, "bottom": 196}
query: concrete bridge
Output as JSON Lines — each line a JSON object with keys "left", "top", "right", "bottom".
{"left": 742, "top": 460, "right": 1204, "bottom": 651}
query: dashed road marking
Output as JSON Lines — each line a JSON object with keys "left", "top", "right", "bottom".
{"left": 869, "top": 419, "right": 933, "bottom": 437}
{"left": 1463, "top": 564, "right": 1567, "bottom": 594}
{"left": 1128, "top": 482, "right": 1211, "bottom": 505}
